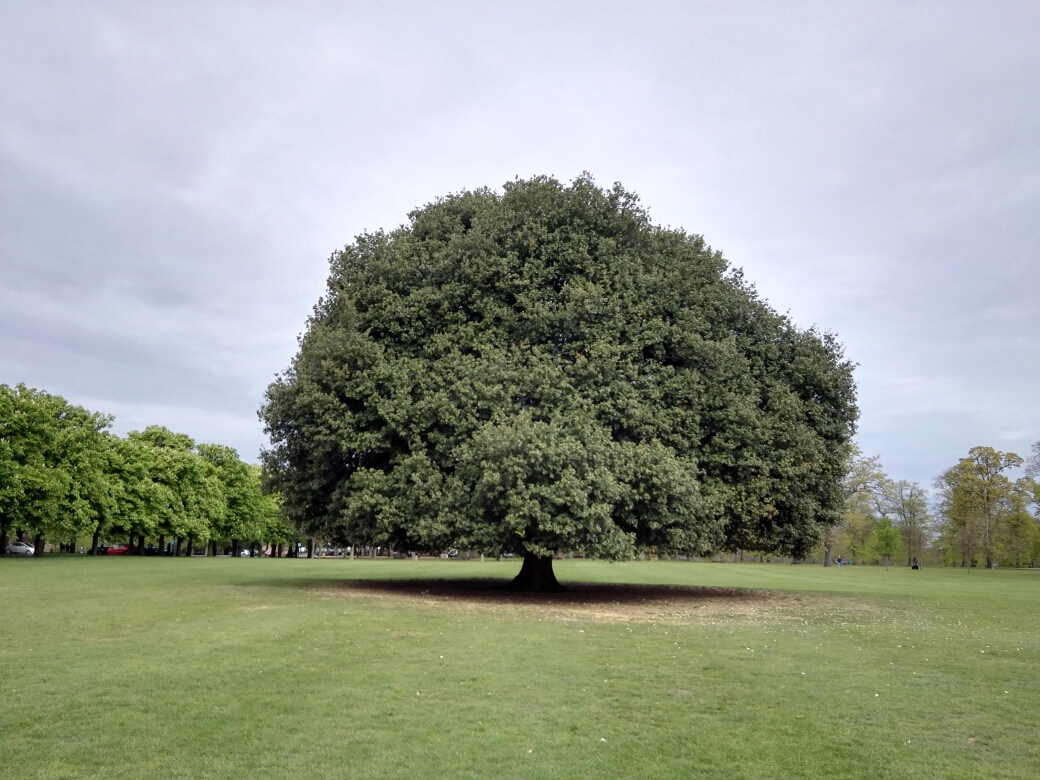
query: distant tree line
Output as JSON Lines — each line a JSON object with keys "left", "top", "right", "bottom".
{"left": 834, "top": 444, "right": 1040, "bottom": 568}
{"left": 0, "top": 383, "right": 293, "bottom": 557}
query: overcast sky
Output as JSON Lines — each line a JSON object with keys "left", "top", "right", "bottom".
{"left": 1, "top": 1, "right": 1037, "bottom": 486}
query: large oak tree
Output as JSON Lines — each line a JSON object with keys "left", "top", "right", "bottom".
{"left": 260, "top": 176, "right": 858, "bottom": 589}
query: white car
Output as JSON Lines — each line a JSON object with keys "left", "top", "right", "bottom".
{"left": 5, "top": 541, "right": 35, "bottom": 556}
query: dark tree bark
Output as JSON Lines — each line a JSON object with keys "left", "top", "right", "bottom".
{"left": 186, "top": 537, "right": 194, "bottom": 556}
{"left": 90, "top": 530, "right": 100, "bottom": 555}
{"left": 33, "top": 534, "right": 44, "bottom": 556}
{"left": 137, "top": 535, "right": 145, "bottom": 555}
{"left": 1, "top": 525, "right": 9, "bottom": 556}
{"left": 175, "top": 537, "right": 183, "bottom": 557}
{"left": 508, "top": 552, "right": 563, "bottom": 592}
{"left": 232, "top": 539, "right": 240, "bottom": 558}
{"left": 307, "top": 539, "right": 314, "bottom": 559}
{"left": 158, "top": 535, "right": 165, "bottom": 555}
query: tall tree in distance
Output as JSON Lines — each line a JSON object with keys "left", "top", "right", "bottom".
{"left": 997, "top": 484, "right": 1037, "bottom": 568}
{"left": 886, "top": 480, "right": 931, "bottom": 565}
{"left": 261, "top": 175, "right": 858, "bottom": 589}
{"left": 1026, "top": 441, "right": 1040, "bottom": 510}
{"left": 874, "top": 517, "right": 900, "bottom": 569}
{"left": 936, "top": 447, "right": 1023, "bottom": 569}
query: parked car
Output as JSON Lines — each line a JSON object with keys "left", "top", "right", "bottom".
{"left": 5, "top": 541, "right": 35, "bottom": 556}
{"left": 239, "top": 549, "right": 252, "bottom": 557}
{"left": 104, "top": 544, "right": 134, "bottom": 555}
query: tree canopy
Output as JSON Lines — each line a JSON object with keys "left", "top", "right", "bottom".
{"left": 260, "top": 175, "right": 858, "bottom": 588}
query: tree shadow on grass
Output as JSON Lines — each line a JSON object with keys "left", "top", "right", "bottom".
{"left": 243, "top": 576, "right": 778, "bottom": 621}
{"left": 248, "top": 574, "right": 761, "bottom": 602}
{"left": 333, "top": 578, "right": 764, "bottom": 607}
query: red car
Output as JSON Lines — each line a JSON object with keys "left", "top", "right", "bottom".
{"left": 103, "top": 544, "right": 135, "bottom": 555}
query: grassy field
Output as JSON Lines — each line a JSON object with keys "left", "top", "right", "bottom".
{"left": 2, "top": 557, "right": 1038, "bottom": 779}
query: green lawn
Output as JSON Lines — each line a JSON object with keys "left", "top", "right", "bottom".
{"left": 2, "top": 557, "right": 1038, "bottom": 779}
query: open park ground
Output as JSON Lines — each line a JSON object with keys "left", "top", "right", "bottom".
{"left": 2, "top": 558, "right": 1038, "bottom": 779}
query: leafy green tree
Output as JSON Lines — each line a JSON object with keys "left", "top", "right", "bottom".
{"left": 199, "top": 444, "right": 263, "bottom": 555}
{"left": 261, "top": 176, "right": 858, "bottom": 589}
{"left": 997, "top": 487, "right": 1037, "bottom": 568}
{"left": 253, "top": 469, "right": 292, "bottom": 552}
{"left": 1026, "top": 442, "right": 1040, "bottom": 511}
{"left": 119, "top": 428, "right": 224, "bottom": 553}
{"left": 935, "top": 447, "right": 1023, "bottom": 569}
{"left": 1025, "top": 443, "right": 1040, "bottom": 567}
{"left": 104, "top": 436, "right": 163, "bottom": 549}
{"left": 0, "top": 384, "right": 112, "bottom": 554}
{"left": 0, "top": 389, "right": 12, "bottom": 550}
{"left": 873, "top": 517, "right": 900, "bottom": 569}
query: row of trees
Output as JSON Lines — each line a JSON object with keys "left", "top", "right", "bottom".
{"left": 0, "top": 383, "right": 292, "bottom": 556}
{"left": 835, "top": 444, "right": 1040, "bottom": 568}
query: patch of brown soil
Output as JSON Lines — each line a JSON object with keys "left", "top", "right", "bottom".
{"left": 326, "top": 578, "right": 824, "bottom": 624}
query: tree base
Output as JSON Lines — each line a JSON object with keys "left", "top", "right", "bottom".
{"left": 508, "top": 552, "right": 564, "bottom": 592}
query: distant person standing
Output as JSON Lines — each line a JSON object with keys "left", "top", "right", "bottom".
{"left": 836, "top": 555, "right": 843, "bottom": 568}
{"left": 912, "top": 557, "right": 920, "bottom": 570}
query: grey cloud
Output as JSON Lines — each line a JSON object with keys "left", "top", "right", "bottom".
{"left": 1, "top": 1, "right": 1037, "bottom": 485}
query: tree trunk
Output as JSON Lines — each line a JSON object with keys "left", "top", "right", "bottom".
{"left": 33, "top": 533, "right": 44, "bottom": 556}
{"left": 307, "top": 539, "right": 314, "bottom": 559}
{"left": 158, "top": 535, "right": 165, "bottom": 555}
{"left": 0, "top": 526, "right": 7, "bottom": 556}
{"left": 175, "top": 537, "right": 183, "bottom": 556}
{"left": 508, "top": 552, "right": 563, "bottom": 592}
{"left": 186, "top": 537, "right": 194, "bottom": 556}
{"left": 232, "top": 539, "right": 240, "bottom": 558}
{"left": 824, "top": 546, "right": 832, "bottom": 567}
{"left": 90, "top": 529, "right": 100, "bottom": 555}
{"left": 349, "top": 543, "right": 354, "bottom": 560}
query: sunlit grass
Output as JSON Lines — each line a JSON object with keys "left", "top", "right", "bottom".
{"left": 2, "top": 557, "right": 1038, "bottom": 779}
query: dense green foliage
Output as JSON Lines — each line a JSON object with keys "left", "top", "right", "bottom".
{"left": 0, "top": 384, "right": 112, "bottom": 549}
{"left": 0, "top": 383, "right": 288, "bottom": 552}
{"left": 261, "top": 176, "right": 858, "bottom": 561}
